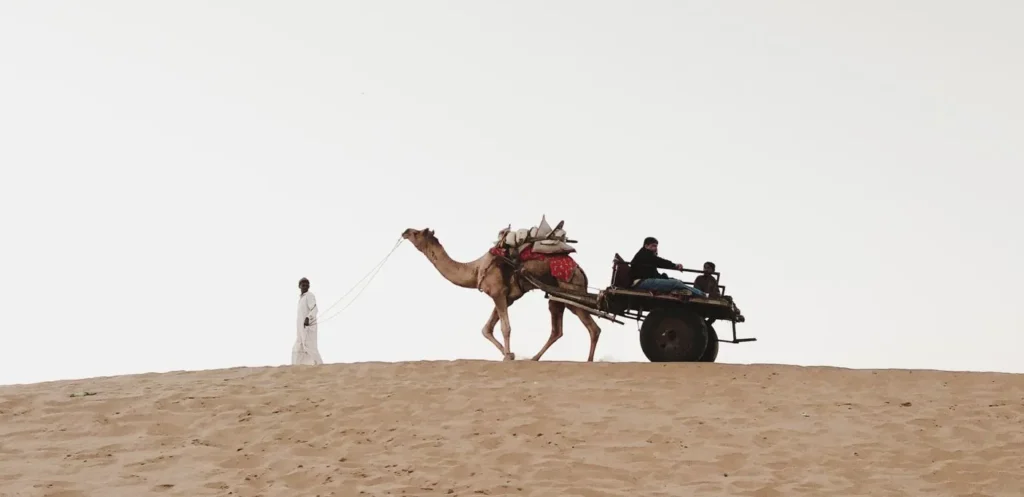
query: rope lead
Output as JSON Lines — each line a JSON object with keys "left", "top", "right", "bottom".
{"left": 315, "top": 236, "right": 405, "bottom": 325}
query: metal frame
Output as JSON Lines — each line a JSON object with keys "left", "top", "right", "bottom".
{"left": 521, "top": 256, "right": 756, "bottom": 346}
{"left": 546, "top": 295, "right": 624, "bottom": 324}
{"left": 596, "top": 288, "right": 755, "bottom": 345}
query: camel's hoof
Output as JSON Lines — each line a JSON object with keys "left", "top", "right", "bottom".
{"left": 504, "top": 353, "right": 516, "bottom": 361}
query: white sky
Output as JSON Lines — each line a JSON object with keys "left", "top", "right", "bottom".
{"left": 1, "top": 1, "right": 1021, "bottom": 385}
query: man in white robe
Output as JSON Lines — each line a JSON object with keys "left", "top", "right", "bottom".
{"left": 292, "top": 277, "right": 324, "bottom": 365}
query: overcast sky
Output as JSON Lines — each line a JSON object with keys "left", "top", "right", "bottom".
{"left": 1, "top": 1, "right": 1021, "bottom": 385}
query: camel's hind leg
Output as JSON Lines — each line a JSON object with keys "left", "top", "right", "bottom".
{"left": 551, "top": 266, "right": 601, "bottom": 361}
{"left": 567, "top": 306, "right": 602, "bottom": 362}
{"left": 530, "top": 300, "right": 566, "bottom": 361}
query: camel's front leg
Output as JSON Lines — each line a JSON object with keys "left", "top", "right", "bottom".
{"left": 531, "top": 300, "right": 565, "bottom": 361}
{"left": 492, "top": 295, "right": 515, "bottom": 360}
{"left": 480, "top": 308, "right": 506, "bottom": 356}
{"left": 568, "top": 307, "right": 602, "bottom": 362}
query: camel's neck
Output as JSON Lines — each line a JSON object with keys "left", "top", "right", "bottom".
{"left": 419, "top": 241, "right": 484, "bottom": 289}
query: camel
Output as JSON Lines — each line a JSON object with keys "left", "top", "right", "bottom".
{"left": 401, "top": 227, "right": 602, "bottom": 362}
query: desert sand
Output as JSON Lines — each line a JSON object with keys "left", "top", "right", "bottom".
{"left": 1, "top": 361, "right": 1022, "bottom": 497}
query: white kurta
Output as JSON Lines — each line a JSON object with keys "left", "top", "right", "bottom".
{"left": 292, "top": 291, "right": 323, "bottom": 365}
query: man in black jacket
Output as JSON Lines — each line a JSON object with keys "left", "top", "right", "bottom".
{"left": 630, "top": 237, "right": 707, "bottom": 296}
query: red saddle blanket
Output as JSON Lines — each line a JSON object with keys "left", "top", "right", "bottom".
{"left": 489, "top": 246, "right": 578, "bottom": 282}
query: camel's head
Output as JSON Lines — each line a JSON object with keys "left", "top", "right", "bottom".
{"left": 401, "top": 227, "right": 437, "bottom": 251}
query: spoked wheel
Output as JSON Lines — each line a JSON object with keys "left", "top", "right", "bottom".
{"left": 639, "top": 309, "right": 709, "bottom": 362}
{"left": 699, "top": 323, "right": 720, "bottom": 362}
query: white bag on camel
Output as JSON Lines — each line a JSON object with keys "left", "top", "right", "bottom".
{"left": 498, "top": 215, "right": 576, "bottom": 255}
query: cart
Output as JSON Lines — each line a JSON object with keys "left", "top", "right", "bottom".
{"left": 520, "top": 254, "right": 755, "bottom": 362}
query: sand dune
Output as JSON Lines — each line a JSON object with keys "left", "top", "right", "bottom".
{"left": 1, "top": 361, "right": 1022, "bottom": 496}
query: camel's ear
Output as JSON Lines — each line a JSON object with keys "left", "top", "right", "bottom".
{"left": 424, "top": 228, "right": 434, "bottom": 236}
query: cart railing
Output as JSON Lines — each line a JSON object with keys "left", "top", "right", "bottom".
{"left": 610, "top": 255, "right": 727, "bottom": 297}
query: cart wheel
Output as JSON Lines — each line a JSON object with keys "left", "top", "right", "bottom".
{"left": 699, "top": 323, "right": 719, "bottom": 362}
{"left": 639, "top": 309, "right": 708, "bottom": 362}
